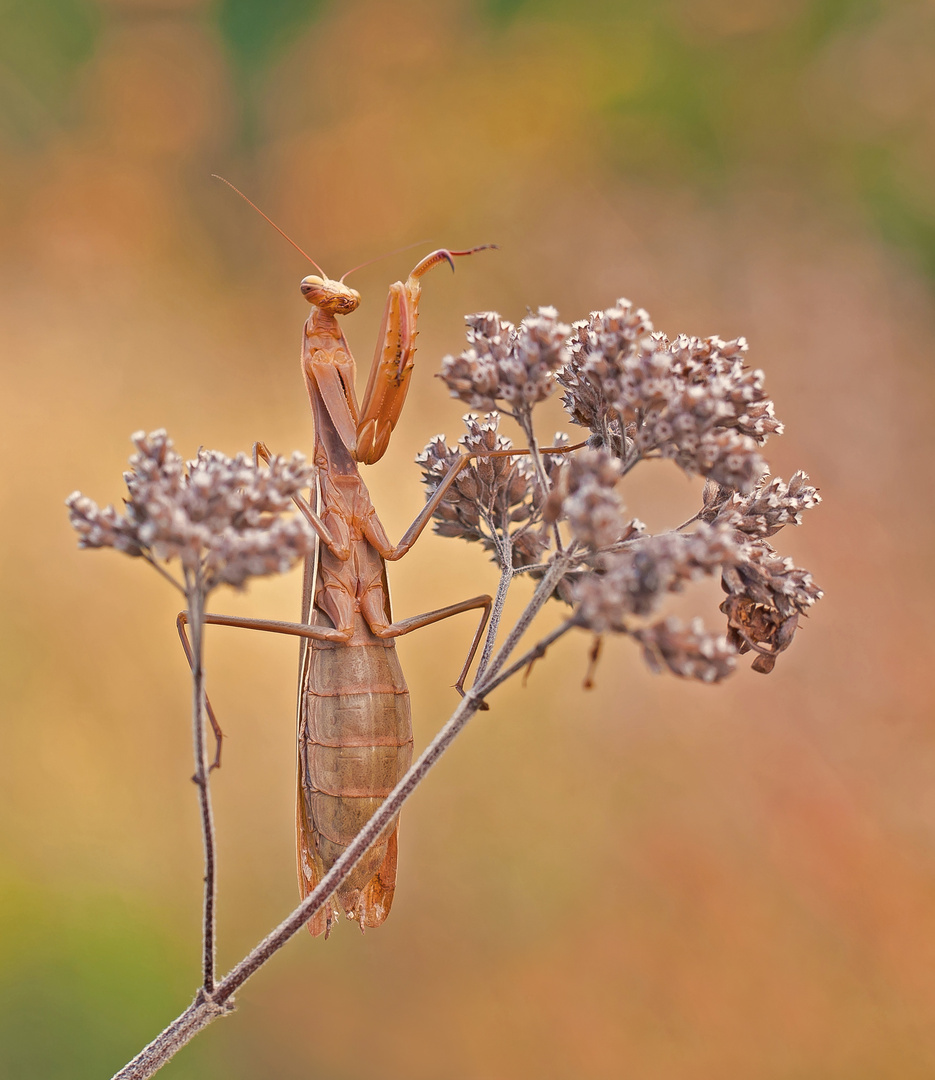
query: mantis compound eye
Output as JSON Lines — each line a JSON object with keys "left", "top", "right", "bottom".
{"left": 300, "top": 275, "right": 325, "bottom": 301}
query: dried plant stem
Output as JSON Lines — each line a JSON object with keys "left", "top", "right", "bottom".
{"left": 477, "top": 562, "right": 513, "bottom": 677}
{"left": 112, "top": 694, "right": 485, "bottom": 1078}
{"left": 516, "top": 416, "right": 563, "bottom": 554}
{"left": 184, "top": 578, "right": 217, "bottom": 995}
{"left": 516, "top": 414, "right": 549, "bottom": 496}
{"left": 484, "top": 549, "right": 575, "bottom": 684}
{"left": 480, "top": 617, "right": 577, "bottom": 697}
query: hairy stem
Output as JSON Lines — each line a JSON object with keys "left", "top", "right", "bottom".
{"left": 185, "top": 577, "right": 217, "bottom": 996}
{"left": 476, "top": 559, "right": 513, "bottom": 679}
{"left": 484, "top": 548, "right": 574, "bottom": 683}
{"left": 480, "top": 617, "right": 577, "bottom": 696}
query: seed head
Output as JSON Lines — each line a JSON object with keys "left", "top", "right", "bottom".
{"left": 428, "top": 294, "right": 822, "bottom": 681}
{"left": 574, "top": 523, "right": 739, "bottom": 631}
{"left": 701, "top": 471, "right": 821, "bottom": 538}
{"left": 634, "top": 617, "right": 737, "bottom": 683}
{"left": 558, "top": 298, "right": 654, "bottom": 448}
{"left": 66, "top": 430, "right": 317, "bottom": 592}
{"left": 416, "top": 412, "right": 550, "bottom": 568}
{"left": 439, "top": 308, "right": 570, "bottom": 416}
{"left": 720, "top": 538, "right": 823, "bottom": 673}
{"left": 543, "top": 448, "right": 630, "bottom": 551}
{"left": 558, "top": 302, "right": 780, "bottom": 491}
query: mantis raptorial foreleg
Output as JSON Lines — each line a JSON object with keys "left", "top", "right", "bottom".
{"left": 355, "top": 246, "right": 494, "bottom": 464}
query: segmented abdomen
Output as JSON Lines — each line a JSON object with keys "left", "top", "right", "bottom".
{"left": 298, "top": 626, "right": 413, "bottom": 931}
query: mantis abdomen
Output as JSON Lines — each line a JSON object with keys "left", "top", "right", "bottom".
{"left": 297, "top": 615, "right": 414, "bottom": 936}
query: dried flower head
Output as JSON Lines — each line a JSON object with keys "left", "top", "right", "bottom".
{"left": 573, "top": 523, "right": 739, "bottom": 631}
{"left": 558, "top": 299, "right": 654, "bottom": 451}
{"left": 701, "top": 470, "right": 821, "bottom": 538}
{"left": 67, "top": 430, "right": 316, "bottom": 592}
{"left": 720, "top": 539, "right": 822, "bottom": 673}
{"left": 416, "top": 413, "right": 550, "bottom": 567}
{"left": 633, "top": 617, "right": 736, "bottom": 683}
{"left": 439, "top": 308, "right": 570, "bottom": 418}
{"left": 427, "top": 291, "right": 821, "bottom": 682}
{"left": 558, "top": 301, "right": 781, "bottom": 492}
{"left": 543, "top": 448, "right": 628, "bottom": 551}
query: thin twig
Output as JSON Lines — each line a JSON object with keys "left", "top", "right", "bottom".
{"left": 673, "top": 510, "right": 704, "bottom": 531}
{"left": 484, "top": 548, "right": 575, "bottom": 683}
{"left": 517, "top": 413, "right": 563, "bottom": 554}
{"left": 478, "top": 618, "right": 576, "bottom": 697}
{"left": 184, "top": 576, "right": 217, "bottom": 996}
{"left": 476, "top": 560, "right": 513, "bottom": 679}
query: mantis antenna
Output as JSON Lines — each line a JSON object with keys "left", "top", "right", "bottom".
{"left": 211, "top": 174, "right": 327, "bottom": 278}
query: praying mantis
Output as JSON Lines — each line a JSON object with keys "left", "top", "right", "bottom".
{"left": 178, "top": 182, "right": 572, "bottom": 936}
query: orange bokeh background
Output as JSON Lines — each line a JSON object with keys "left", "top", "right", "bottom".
{"left": 3, "top": 1, "right": 935, "bottom": 1076}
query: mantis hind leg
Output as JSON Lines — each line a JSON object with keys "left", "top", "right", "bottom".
{"left": 360, "top": 590, "right": 493, "bottom": 700}
{"left": 176, "top": 609, "right": 350, "bottom": 769}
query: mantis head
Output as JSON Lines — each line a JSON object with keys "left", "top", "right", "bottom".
{"left": 300, "top": 276, "right": 361, "bottom": 316}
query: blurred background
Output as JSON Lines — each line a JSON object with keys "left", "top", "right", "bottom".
{"left": 2, "top": 0, "right": 935, "bottom": 1076}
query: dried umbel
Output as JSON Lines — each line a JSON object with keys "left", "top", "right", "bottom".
{"left": 558, "top": 301, "right": 782, "bottom": 492}
{"left": 422, "top": 298, "right": 822, "bottom": 681}
{"left": 701, "top": 470, "right": 821, "bottom": 538}
{"left": 634, "top": 617, "right": 737, "bottom": 684}
{"left": 416, "top": 412, "right": 551, "bottom": 567}
{"left": 439, "top": 307, "right": 570, "bottom": 421}
{"left": 66, "top": 430, "right": 316, "bottom": 591}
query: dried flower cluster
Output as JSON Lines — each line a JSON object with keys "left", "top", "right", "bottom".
{"left": 558, "top": 300, "right": 781, "bottom": 491}
{"left": 574, "top": 523, "right": 739, "bottom": 628}
{"left": 542, "top": 449, "right": 632, "bottom": 550}
{"left": 633, "top": 617, "right": 737, "bottom": 684}
{"left": 67, "top": 430, "right": 316, "bottom": 591}
{"left": 719, "top": 542, "right": 821, "bottom": 673}
{"left": 421, "top": 298, "right": 822, "bottom": 681}
{"left": 700, "top": 471, "right": 820, "bottom": 537}
{"left": 416, "top": 412, "right": 552, "bottom": 567}
{"left": 439, "top": 308, "right": 570, "bottom": 422}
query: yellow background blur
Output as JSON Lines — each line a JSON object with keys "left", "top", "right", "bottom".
{"left": 3, "top": 1, "right": 935, "bottom": 1076}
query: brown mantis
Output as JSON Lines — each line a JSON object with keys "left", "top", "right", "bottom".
{"left": 178, "top": 182, "right": 577, "bottom": 936}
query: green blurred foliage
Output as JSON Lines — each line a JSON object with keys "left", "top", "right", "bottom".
{"left": 216, "top": 0, "right": 327, "bottom": 75}
{"left": 479, "top": 0, "right": 935, "bottom": 276}
{"left": 3, "top": 0, "right": 934, "bottom": 276}
{"left": 215, "top": 0, "right": 327, "bottom": 147}
{"left": 857, "top": 146, "right": 935, "bottom": 280}
{"left": 0, "top": 873, "right": 209, "bottom": 1078}
{"left": 0, "top": 0, "right": 99, "bottom": 141}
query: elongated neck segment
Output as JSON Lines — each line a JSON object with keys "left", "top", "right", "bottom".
{"left": 302, "top": 303, "right": 360, "bottom": 474}
{"left": 305, "top": 304, "right": 343, "bottom": 345}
